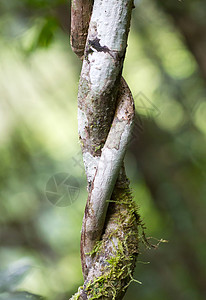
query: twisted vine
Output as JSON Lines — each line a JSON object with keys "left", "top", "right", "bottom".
{"left": 70, "top": 1, "right": 142, "bottom": 299}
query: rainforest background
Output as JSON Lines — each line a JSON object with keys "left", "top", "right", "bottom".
{"left": 0, "top": 1, "right": 206, "bottom": 299}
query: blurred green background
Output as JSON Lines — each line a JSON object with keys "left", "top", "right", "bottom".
{"left": 0, "top": 0, "right": 206, "bottom": 299}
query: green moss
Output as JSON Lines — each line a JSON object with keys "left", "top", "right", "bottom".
{"left": 70, "top": 290, "right": 80, "bottom": 300}
{"left": 94, "top": 145, "right": 101, "bottom": 152}
{"left": 85, "top": 240, "right": 103, "bottom": 256}
{"left": 82, "top": 185, "right": 143, "bottom": 299}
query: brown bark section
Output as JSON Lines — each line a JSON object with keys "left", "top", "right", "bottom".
{"left": 70, "top": 0, "right": 93, "bottom": 59}
{"left": 77, "top": 72, "right": 122, "bottom": 158}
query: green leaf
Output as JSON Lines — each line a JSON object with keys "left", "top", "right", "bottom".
{"left": 28, "top": 16, "right": 59, "bottom": 52}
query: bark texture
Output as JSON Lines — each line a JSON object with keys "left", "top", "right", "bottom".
{"left": 70, "top": 0, "right": 93, "bottom": 59}
{"left": 70, "top": 1, "right": 141, "bottom": 299}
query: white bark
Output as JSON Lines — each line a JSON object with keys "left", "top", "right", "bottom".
{"left": 82, "top": 78, "right": 135, "bottom": 273}
{"left": 70, "top": 1, "right": 141, "bottom": 299}
{"left": 78, "top": 0, "right": 134, "bottom": 274}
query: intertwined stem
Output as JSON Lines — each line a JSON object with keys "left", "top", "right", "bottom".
{"left": 70, "top": 1, "right": 141, "bottom": 299}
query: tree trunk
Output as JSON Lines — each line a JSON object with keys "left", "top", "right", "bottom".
{"left": 70, "top": 1, "right": 142, "bottom": 299}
